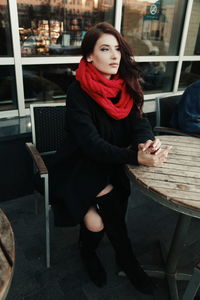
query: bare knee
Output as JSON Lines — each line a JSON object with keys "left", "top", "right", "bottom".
{"left": 84, "top": 207, "right": 104, "bottom": 232}
{"left": 83, "top": 184, "right": 113, "bottom": 232}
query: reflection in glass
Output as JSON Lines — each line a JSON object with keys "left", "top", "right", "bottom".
{"left": 0, "top": 66, "right": 17, "bottom": 110}
{"left": 17, "top": 0, "right": 115, "bottom": 56}
{"left": 139, "top": 61, "right": 176, "bottom": 94}
{"left": 0, "top": 0, "right": 12, "bottom": 56}
{"left": 184, "top": 0, "right": 200, "bottom": 55}
{"left": 179, "top": 61, "right": 200, "bottom": 90}
{"left": 23, "top": 64, "right": 77, "bottom": 106}
{"left": 121, "top": 0, "right": 186, "bottom": 56}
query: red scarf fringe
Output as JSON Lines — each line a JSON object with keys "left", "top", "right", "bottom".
{"left": 76, "top": 58, "right": 134, "bottom": 120}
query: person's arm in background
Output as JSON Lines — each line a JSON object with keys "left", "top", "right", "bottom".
{"left": 177, "top": 84, "right": 200, "bottom": 134}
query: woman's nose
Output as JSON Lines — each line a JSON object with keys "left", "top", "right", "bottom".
{"left": 110, "top": 50, "right": 118, "bottom": 59}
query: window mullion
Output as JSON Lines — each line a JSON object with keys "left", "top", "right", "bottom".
{"left": 8, "top": 0, "right": 26, "bottom": 116}
{"left": 173, "top": 0, "right": 194, "bottom": 93}
{"left": 114, "top": 0, "right": 122, "bottom": 32}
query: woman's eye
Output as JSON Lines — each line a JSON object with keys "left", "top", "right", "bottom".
{"left": 100, "top": 48, "right": 109, "bottom": 52}
{"left": 116, "top": 47, "right": 120, "bottom": 51}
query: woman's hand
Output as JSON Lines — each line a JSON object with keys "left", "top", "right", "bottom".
{"left": 137, "top": 145, "right": 172, "bottom": 167}
{"left": 138, "top": 138, "right": 162, "bottom": 154}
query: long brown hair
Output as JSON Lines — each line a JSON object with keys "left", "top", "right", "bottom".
{"left": 81, "top": 22, "right": 144, "bottom": 115}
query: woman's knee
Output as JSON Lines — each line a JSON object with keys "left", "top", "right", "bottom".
{"left": 83, "top": 184, "right": 114, "bottom": 232}
{"left": 84, "top": 206, "right": 104, "bottom": 232}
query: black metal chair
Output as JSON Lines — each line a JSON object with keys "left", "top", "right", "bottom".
{"left": 153, "top": 95, "right": 200, "bottom": 137}
{"left": 153, "top": 96, "right": 200, "bottom": 137}
{"left": 26, "top": 103, "right": 66, "bottom": 268}
{"left": 153, "top": 95, "right": 187, "bottom": 135}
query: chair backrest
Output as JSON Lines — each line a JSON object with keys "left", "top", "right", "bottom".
{"left": 155, "top": 95, "right": 181, "bottom": 127}
{"left": 30, "top": 103, "right": 66, "bottom": 154}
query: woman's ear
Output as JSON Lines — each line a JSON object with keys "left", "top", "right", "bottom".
{"left": 87, "top": 56, "right": 93, "bottom": 63}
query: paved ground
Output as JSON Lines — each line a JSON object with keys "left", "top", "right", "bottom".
{"left": 1, "top": 187, "right": 200, "bottom": 300}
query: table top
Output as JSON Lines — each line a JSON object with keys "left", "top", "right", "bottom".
{"left": 0, "top": 208, "right": 15, "bottom": 300}
{"left": 128, "top": 135, "right": 200, "bottom": 217}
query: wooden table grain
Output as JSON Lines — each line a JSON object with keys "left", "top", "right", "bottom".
{"left": 127, "top": 135, "right": 200, "bottom": 300}
{"left": 0, "top": 209, "right": 15, "bottom": 300}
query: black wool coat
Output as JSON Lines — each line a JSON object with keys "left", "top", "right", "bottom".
{"left": 50, "top": 80, "right": 155, "bottom": 227}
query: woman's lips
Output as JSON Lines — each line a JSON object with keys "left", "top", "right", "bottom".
{"left": 109, "top": 63, "right": 119, "bottom": 67}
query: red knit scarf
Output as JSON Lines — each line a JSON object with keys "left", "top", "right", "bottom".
{"left": 76, "top": 58, "right": 134, "bottom": 120}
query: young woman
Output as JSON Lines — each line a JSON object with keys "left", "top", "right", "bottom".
{"left": 50, "top": 22, "right": 171, "bottom": 295}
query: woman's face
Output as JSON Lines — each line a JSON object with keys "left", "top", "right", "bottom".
{"left": 87, "top": 33, "right": 121, "bottom": 79}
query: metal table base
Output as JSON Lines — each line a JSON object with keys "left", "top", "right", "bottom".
{"left": 142, "top": 213, "right": 193, "bottom": 300}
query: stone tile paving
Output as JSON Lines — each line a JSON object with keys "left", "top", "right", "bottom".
{"left": 1, "top": 189, "right": 200, "bottom": 300}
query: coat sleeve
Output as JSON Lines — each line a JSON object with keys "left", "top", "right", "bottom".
{"left": 130, "top": 110, "right": 155, "bottom": 147}
{"left": 66, "top": 86, "right": 139, "bottom": 165}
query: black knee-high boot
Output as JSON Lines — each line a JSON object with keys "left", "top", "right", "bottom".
{"left": 97, "top": 190, "right": 156, "bottom": 295}
{"left": 79, "top": 222, "right": 107, "bottom": 287}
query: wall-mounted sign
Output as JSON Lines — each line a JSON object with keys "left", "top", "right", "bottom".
{"left": 144, "top": 1, "right": 161, "bottom": 21}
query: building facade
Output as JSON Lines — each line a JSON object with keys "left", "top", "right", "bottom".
{"left": 0, "top": 0, "right": 200, "bottom": 118}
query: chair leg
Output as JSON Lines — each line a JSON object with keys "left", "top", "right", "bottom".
{"left": 43, "top": 175, "right": 50, "bottom": 268}
{"left": 45, "top": 206, "right": 50, "bottom": 268}
{"left": 34, "top": 191, "right": 40, "bottom": 215}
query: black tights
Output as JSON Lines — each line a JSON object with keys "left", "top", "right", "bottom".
{"left": 80, "top": 188, "right": 155, "bottom": 294}
{"left": 96, "top": 188, "right": 155, "bottom": 294}
{"left": 96, "top": 189, "right": 139, "bottom": 275}
{"left": 80, "top": 188, "right": 128, "bottom": 257}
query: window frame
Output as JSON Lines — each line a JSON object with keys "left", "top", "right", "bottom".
{"left": 0, "top": 0, "right": 197, "bottom": 118}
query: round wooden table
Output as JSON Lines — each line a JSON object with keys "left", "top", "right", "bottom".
{"left": 0, "top": 208, "right": 15, "bottom": 300}
{"left": 127, "top": 135, "right": 200, "bottom": 300}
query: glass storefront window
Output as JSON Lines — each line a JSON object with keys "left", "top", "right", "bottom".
{"left": 17, "top": 0, "right": 115, "bottom": 57}
{"left": 184, "top": 0, "right": 200, "bottom": 55}
{"left": 179, "top": 61, "right": 200, "bottom": 90}
{"left": 0, "top": 0, "right": 13, "bottom": 56}
{"left": 139, "top": 61, "right": 176, "bottom": 94}
{"left": 23, "top": 64, "right": 77, "bottom": 106}
{"left": 0, "top": 66, "right": 17, "bottom": 110}
{"left": 121, "top": 0, "right": 186, "bottom": 56}
{"left": 23, "top": 61, "right": 176, "bottom": 102}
